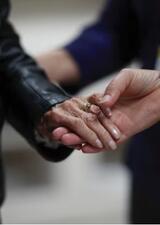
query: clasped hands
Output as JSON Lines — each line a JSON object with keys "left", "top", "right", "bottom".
{"left": 38, "top": 69, "right": 160, "bottom": 153}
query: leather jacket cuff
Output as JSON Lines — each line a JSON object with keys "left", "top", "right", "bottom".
{"left": 4, "top": 68, "right": 71, "bottom": 127}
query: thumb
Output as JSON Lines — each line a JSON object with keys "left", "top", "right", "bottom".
{"left": 101, "top": 69, "right": 132, "bottom": 108}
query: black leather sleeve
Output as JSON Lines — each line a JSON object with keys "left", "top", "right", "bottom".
{"left": 0, "top": 0, "right": 73, "bottom": 161}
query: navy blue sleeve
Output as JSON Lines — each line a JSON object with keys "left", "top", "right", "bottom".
{"left": 65, "top": 0, "right": 139, "bottom": 83}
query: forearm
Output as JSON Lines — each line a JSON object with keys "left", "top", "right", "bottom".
{"left": 64, "top": 0, "right": 139, "bottom": 82}
{"left": 37, "top": 49, "right": 80, "bottom": 85}
{"left": 37, "top": 0, "right": 139, "bottom": 86}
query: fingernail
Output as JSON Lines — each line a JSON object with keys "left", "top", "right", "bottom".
{"left": 96, "top": 139, "right": 103, "bottom": 148}
{"left": 112, "top": 128, "right": 121, "bottom": 140}
{"left": 108, "top": 140, "right": 117, "bottom": 151}
{"left": 105, "top": 108, "right": 112, "bottom": 117}
{"left": 102, "top": 95, "right": 112, "bottom": 103}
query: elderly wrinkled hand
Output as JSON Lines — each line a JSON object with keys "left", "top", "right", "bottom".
{"left": 37, "top": 96, "right": 121, "bottom": 151}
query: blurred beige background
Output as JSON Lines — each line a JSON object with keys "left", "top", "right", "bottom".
{"left": 2, "top": 0, "right": 131, "bottom": 223}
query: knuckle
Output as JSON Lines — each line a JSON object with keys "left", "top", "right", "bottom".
{"left": 63, "top": 99, "right": 72, "bottom": 108}
{"left": 52, "top": 109, "right": 63, "bottom": 124}
{"left": 88, "top": 97, "right": 94, "bottom": 105}
{"left": 71, "top": 97, "right": 78, "bottom": 103}
{"left": 88, "top": 94, "right": 99, "bottom": 104}
{"left": 61, "top": 99, "right": 75, "bottom": 109}
{"left": 85, "top": 113, "right": 97, "bottom": 123}
{"left": 120, "top": 68, "right": 133, "bottom": 77}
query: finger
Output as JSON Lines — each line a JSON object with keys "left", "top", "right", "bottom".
{"left": 88, "top": 94, "right": 112, "bottom": 118}
{"left": 74, "top": 144, "right": 101, "bottom": 152}
{"left": 81, "top": 145, "right": 106, "bottom": 153}
{"left": 50, "top": 105, "right": 103, "bottom": 148}
{"left": 72, "top": 97, "right": 101, "bottom": 115}
{"left": 53, "top": 126, "right": 85, "bottom": 146}
{"left": 70, "top": 105, "right": 117, "bottom": 151}
{"left": 89, "top": 105, "right": 101, "bottom": 115}
{"left": 101, "top": 69, "right": 133, "bottom": 108}
{"left": 61, "top": 133, "right": 84, "bottom": 146}
{"left": 70, "top": 118, "right": 104, "bottom": 149}
{"left": 98, "top": 112, "right": 121, "bottom": 141}
{"left": 52, "top": 127, "right": 69, "bottom": 140}
{"left": 74, "top": 143, "right": 103, "bottom": 152}
{"left": 88, "top": 93, "right": 103, "bottom": 105}
{"left": 85, "top": 115, "right": 117, "bottom": 151}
